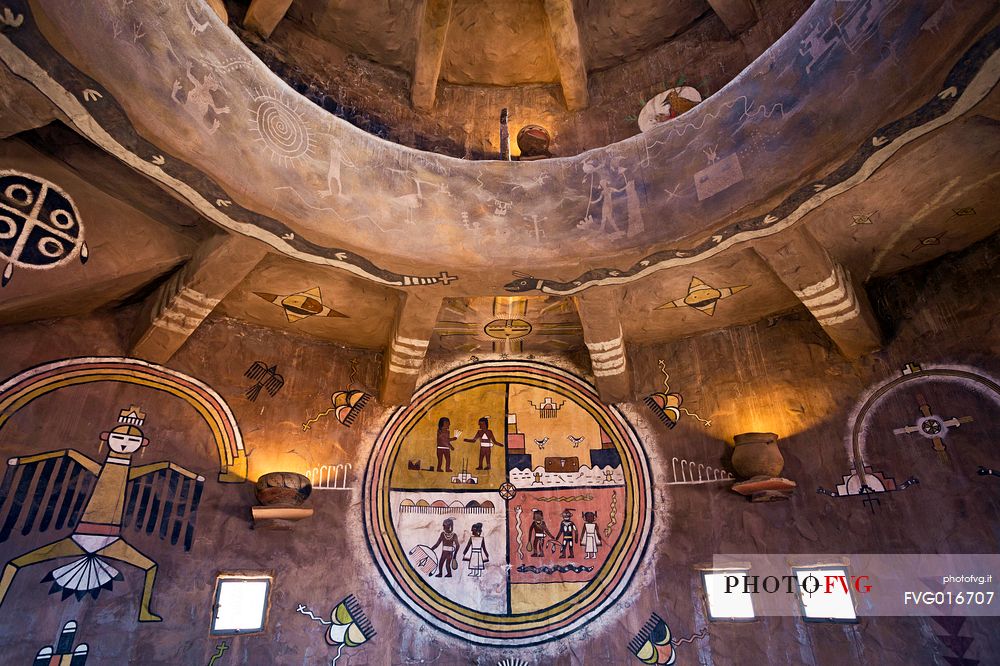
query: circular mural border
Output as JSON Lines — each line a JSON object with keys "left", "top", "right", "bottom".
{"left": 362, "top": 360, "right": 654, "bottom": 646}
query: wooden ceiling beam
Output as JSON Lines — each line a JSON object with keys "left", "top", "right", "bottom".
{"left": 130, "top": 234, "right": 268, "bottom": 364}
{"left": 380, "top": 292, "right": 443, "bottom": 405}
{"left": 756, "top": 226, "right": 881, "bottom": 359}
{"left": 243, "top": 0, "right": 293, "bottom": 40}
{"left": 542, "top": 0, "right": 589, "bottom": 111}
{"left": 575, "top": 289, "right": 632, "bottom": 402}
{"left": 411, "top": 0, "right": 455, "bottom": 111}
{"left": 706, "top": 0, "right": 757, "bottom": 35}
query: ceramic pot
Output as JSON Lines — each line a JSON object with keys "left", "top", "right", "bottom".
{"left": 255, "top": 471, "right": 312, "bottom": 506}
{"left": 731, "top": 432, "right": 783, "bottom": 479}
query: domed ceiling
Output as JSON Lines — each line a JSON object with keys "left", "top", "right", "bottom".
{"left": 0, "top": 0, "right": 996, "bottom": 406}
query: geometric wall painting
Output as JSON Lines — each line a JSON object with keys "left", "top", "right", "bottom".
{"left": 302, "top": 390, "right": 371, "bottom": 431}
{"left": 364, "top": 361, "right": 652, "bottom": 646}
{"left": 254, "top": 287, "right": 347, "bottom": 323}
{"left": 629, "top": 613, "right": 707, "bottom": 664}
{"left": 891, "top": 391, "right": 973, "bottom": 453}
{"left": 644, "top": 360, "right": 711, "bottom": 430}
{"left": 0, "top": 405, "right": 205, "bottom": 622}
{"left": 0, "top": 171, "right": 89, "bottom": 288}
{"left": 0, "top": 357, "right": 246, "bottom": 482}
{"left": 32, "top": 620, "right": 89, "bottom": 664}
{"left": 823, "top": 363, "right": 1000, "bottom": 511}
{"left": 654, "top": 277, "right": 748, "bottom": 316}
{"left": 296, "top": 595, "right": 376, "bottom": 665}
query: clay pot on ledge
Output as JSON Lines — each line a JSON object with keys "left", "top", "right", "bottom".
{"left": 252, "top": 472, "right": 314, "bottom": 529}
{"left": 730, "top": 432, "right": 796, "bottom": 502}
{"left": 731, "top": 432, "right": 783, "bottom": 479}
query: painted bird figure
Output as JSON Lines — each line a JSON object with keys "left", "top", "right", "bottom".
{"left": 244, "top": 362, "right": 284, "bottom": 402}
{"left": 567, "top": 435, "right": 585, "bottom": 448}
{"left": 534, "top": 437, "right": 549, "bottom": 449}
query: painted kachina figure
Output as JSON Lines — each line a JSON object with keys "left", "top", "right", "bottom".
{"left": 581, "top": 511, "right": 602, "bottom": 559}
{"left": 435, "top": 417, "right": 460, "bottom": 473}
{"left": 429, "top": 518, "right": 459, "bottom": 577}
{"left": 462, "top": 522, "right": 489, "bottom": 577}
{"left": 463, "top": 417, "right": 501, "bottom": 471}
{"left": 0, "top": 406, "right": 204, "bottom": 622}
{"left": 556, "top": 509, "right": 578, "bottom": 559}
{"left": 526, "top": 509, "right": 555, "bottom": 558}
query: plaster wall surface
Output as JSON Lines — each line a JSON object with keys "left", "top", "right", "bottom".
{"left": 0, "top": 228, "right": 997, "bottom": 663}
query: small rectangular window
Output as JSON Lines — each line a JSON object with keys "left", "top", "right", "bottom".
{"left": 794, "top": 567, "right": 858, "bottom": 622}
{"left": 211, "top": 575, "right": 272, "bottom": 634}
{"left": 702, "top": 570, "right": 756, "bottom": 621}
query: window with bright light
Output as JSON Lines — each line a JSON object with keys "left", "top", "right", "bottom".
{"left": 211, "top": 576, "right": 272, "bottom": 634}
{"left": 702, "top": 570, "right": 756, "bottom": 621}
{"left": 794, "top": 567, "right": 858, "bottom": 622}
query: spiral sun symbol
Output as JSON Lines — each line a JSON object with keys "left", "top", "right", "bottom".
{"left": 248, "top": 89, "right": 317, "bottom": 165}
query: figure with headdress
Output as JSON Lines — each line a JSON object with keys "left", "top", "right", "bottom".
{"left": 526, "top": 509, "right": 554, "bottom": 558}
{"left": 0, "top": 406, "right": 204, "bottom": 622}
{"left": 556, "top": 509, "right": 578, "bottom": 559}
{"left": 429, "top": 518, "right": 459, "bottom": 577}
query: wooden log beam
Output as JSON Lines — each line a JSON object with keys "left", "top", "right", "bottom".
{"left": 411, "top": 0, "right": 455, "bottom": 111}
{"left": 130, "top": 234, "right": 268, "bottom": 363}
{"left": 706, "top": 0, "right": 757, "bottom": 35}
{"left": 380, "top": 292, "right": 443, "bottom": 405}
{"left": 755, "top": 226, "right": 881, "bottom": 359}
{"left": 243, "top": 0, "right": 293, "bottom": 39}
{"left": 575, "top": 289, "right": 631, "bottom": 403}
{"left": 542, "top": 0, "right": 589, "bottom": 111}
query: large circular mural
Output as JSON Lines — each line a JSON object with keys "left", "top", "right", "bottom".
{"left": 364, "top": 361, "right": 653, "bottom": 646}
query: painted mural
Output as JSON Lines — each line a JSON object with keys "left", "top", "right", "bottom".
{"left": 0, "top": 357, "right": 246, "bottom": 483}
{"left": 820, "top": 362, "right": 1000, "bottom": 510}
{"left": 0, "top": 171, "right": 90, "bottom": 287}
{"left": 0, "top": 405, "right": 204, "bottom": 622}
{"left": 364, "top": 361, "right": 652, "bottom": 646}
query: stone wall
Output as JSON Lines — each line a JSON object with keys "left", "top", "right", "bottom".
{"left": 232, "top": 0, "right": 813, "bottom": 158}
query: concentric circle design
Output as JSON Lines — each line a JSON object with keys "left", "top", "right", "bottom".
{"left": 364, "top": 361, "right": 652, "bottom": 646}
{"left": 250, "top": 94, "right": 312, "bottom": 162}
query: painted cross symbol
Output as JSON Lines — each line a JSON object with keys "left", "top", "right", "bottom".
{"left": 858, "top": 484, "right": 881, "bottom": 513}
{"left": 892, "top": 393, "right": 973, "bottom": 452}
{"left": 437, "top": 272, "right": 458, "bottom": 285}
{"left": 208, "top": 641, "right": 229, "bottom": 665}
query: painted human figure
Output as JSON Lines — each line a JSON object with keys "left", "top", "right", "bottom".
{"left": 581, "top": 511, "right": 602, "bottom": 559}
{"left": 464, "top": 417, "right": 501, "bottom": 471}
{"left": 435, "top": 417, "right": 461, "bottom": 473}
{"left": 526, "top": 509, "right": 554, "bottom": 558}
{"left": 556, "top": 509, "right": 578, "bottom": 559}
{"left": 462, "top": 522, "right": 489, "bottom": 577}
{"left": 590, "top": 177, "right": 622, "bottom": 235}
{"left": 429, "top": 518, "right": 459, "bottom": 577}
{"left": 0, "top": 406, "right": 203, "bottom": 622}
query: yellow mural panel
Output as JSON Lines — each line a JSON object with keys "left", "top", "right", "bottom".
{"left": 389, "top": 383, "right": 506, "bottom": 489}
{"left": 510, "top": 581, "right": 587, "bottom": 614}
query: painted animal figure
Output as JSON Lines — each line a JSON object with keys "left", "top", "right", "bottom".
{"left": 171, "top": 63, "right": 230, "bottom": 133}
{"left": 567, "top": 435, "right": 585, "bottom": 448}
{"left": 534, "top": 437, "right": 549, "bottom": 449}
